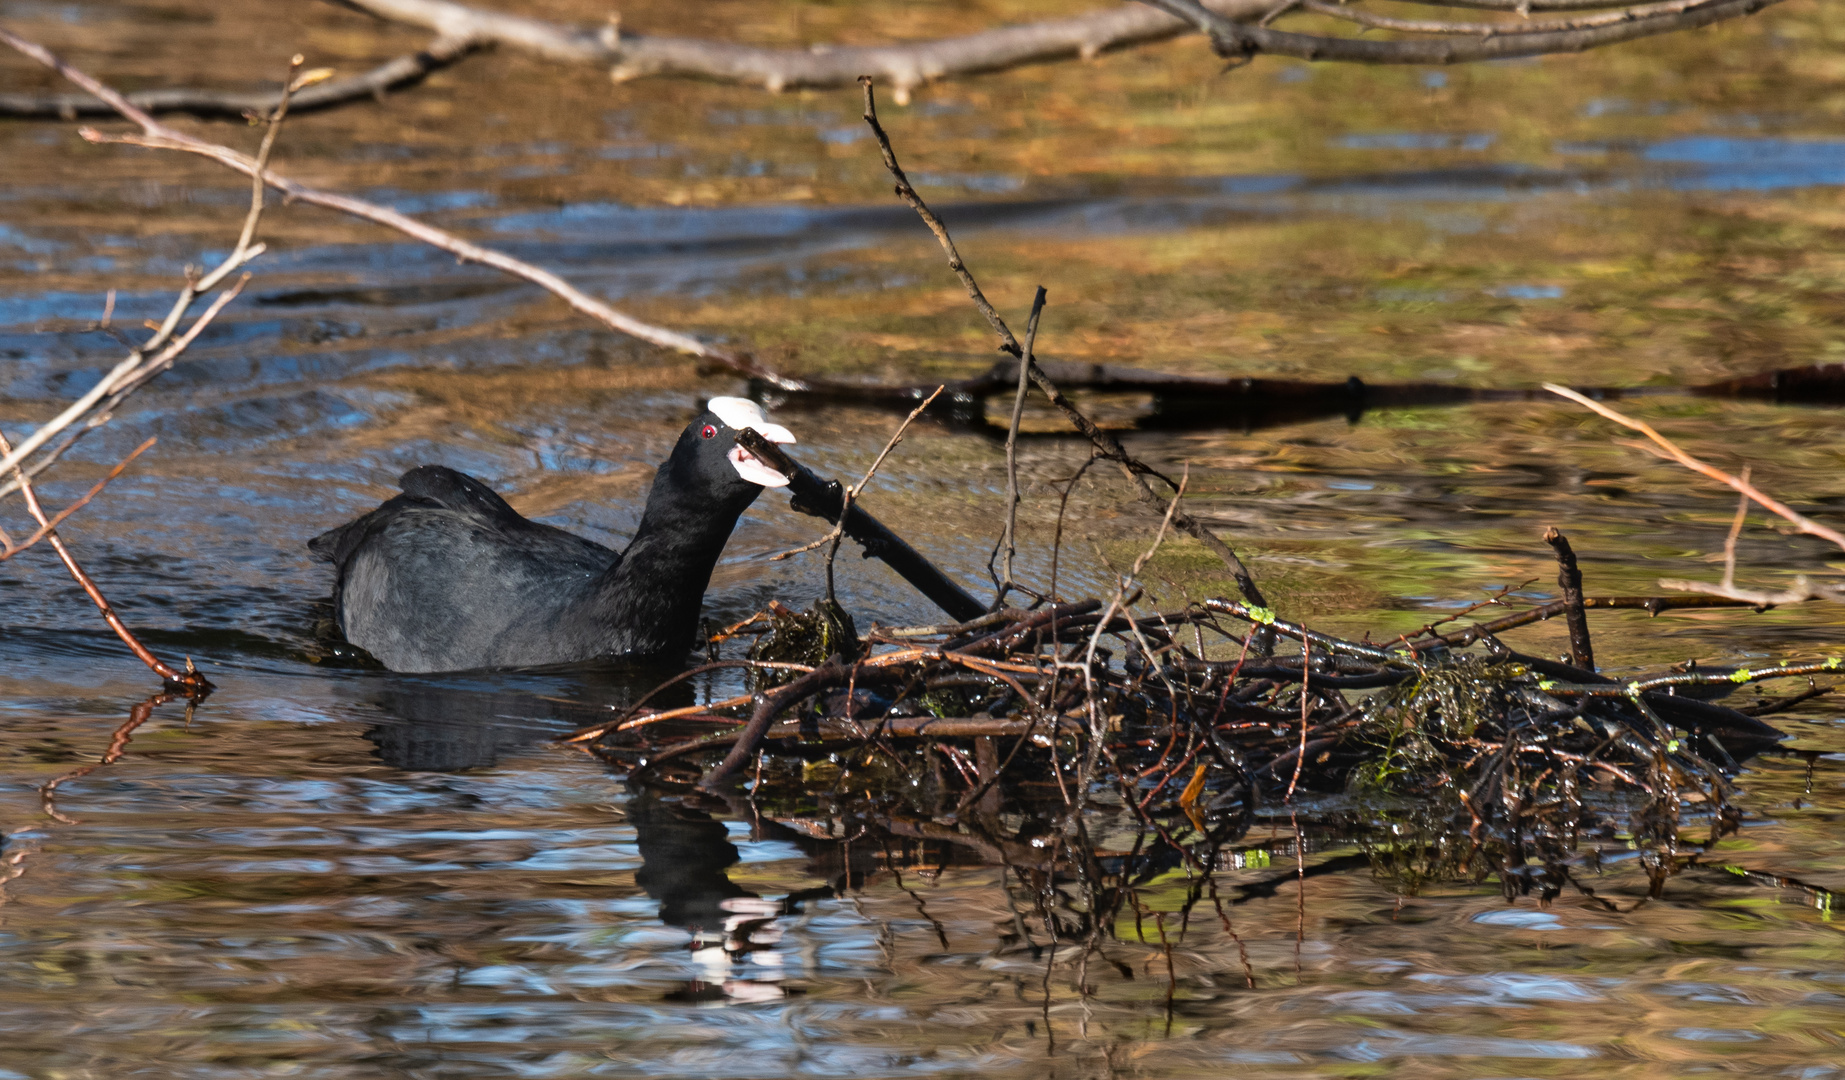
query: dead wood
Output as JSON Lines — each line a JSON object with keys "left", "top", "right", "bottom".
{"left": 1543, "top": 526, "right": 1595, "bottom": 672}
{"left": 1, "top": 0, "right": 1782, "bottom": 121}
{"left": 1144, "top": 0, "right": 1785, "bottom": 66}
{"left": 334, "top": 0, "right": 1272, "bottom": 100}
{"left": 0, "top": 35, "right": 475, "bottom": 118}
{"left": 736, "top": 429, "right": 986, "bottom": 623}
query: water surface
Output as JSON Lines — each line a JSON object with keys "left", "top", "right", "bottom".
{"left": 3, "top": 1, "right": 1845, "bottom": 1075}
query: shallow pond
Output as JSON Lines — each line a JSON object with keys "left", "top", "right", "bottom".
{"left": 3, "top": 0, "right": 1845, "bottom": 1075}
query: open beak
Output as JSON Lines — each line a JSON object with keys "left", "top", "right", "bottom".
{"left": 728, "top": 444, "right": 791, "bottom": 488}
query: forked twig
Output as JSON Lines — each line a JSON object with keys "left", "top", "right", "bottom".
{"left": 0, "top": 428, "right": 206, "bottom": 690}
{"left": 0, "top": 437, "right": 157, "bottom": 561}
{"left": 0, "top": 39, "right": 323, "bottom": 690}
{"left": 0, "top": 41, "right": 322, "bottom": 495}
{"left": 1546, "top": 384, "right": 1845, "bottom": 553}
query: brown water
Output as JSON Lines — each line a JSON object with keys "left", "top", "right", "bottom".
{"left": 4, "top": 0, "right": 1845, "bottom": 1075}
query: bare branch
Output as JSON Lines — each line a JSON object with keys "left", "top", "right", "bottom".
{"left": 339, "top": 0, "right": 1273, "bottom": 101}
{"left": 0, "top": 27, "right": 754, "bottom": 376}
{"left": 0, "top": 437, "right": 156, "bottom": 561}
{"left": 1299, "top": 0, "right": 1735, "bottom": 36}
{"left": 0, "top": 35, "right": 477, "bottom": 118}
{"left": 1412, "top": 0, "right": 1695, "bottom": 11}
{"left": 0, "top": 272, "right": 254, "bottom": 498}
{"left": 1142, "top": 0, "right": 1784, "bottom": 66}
{"left": 2, "top": 0, "right": 1784, "bottom": 123}
{"left": 0, "top": 427, "right": 206, "bottom": 690}
{"left": 1721, "top": 467, "right": 1751, "bottom": 591}
{"left": 859, "top": 77, "right": 1271, "bottom": 615}
{"left": 1545, "top": 383, "right": 1845, "bottom": 554}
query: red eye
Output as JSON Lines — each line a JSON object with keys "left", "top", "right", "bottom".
{"left": 700, "top": 424, "right": 718, "bottom": 439}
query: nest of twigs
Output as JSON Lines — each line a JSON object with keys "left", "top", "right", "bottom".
{"left": 577, "top": 584, "right": 1810, "bottom": 902}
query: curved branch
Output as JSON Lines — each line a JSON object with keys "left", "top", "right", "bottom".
{"left": 1410, "top": 0, "right": 1684, "bottom": 10}
{"left": 1144, "top": 0, "right": 1785, "bottom": 64}
{"left": 0, "top": 35, "right": 477, "bottom": 118}
{"left": 337, "top": 0, "right": 1274, "bottom": 99}
{"left": 1299, "top": 0, "right": 1736, "bottom": 36}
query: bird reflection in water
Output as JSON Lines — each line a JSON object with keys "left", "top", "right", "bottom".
{"left": 359, "top": 673, "right": 845, "bottom": 1004}
{"left": 629, "top": 787, "right": 812, "bottom": 1004}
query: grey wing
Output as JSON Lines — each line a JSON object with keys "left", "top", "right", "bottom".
{"left": 309, "top": 465, "right": 610, "bottom": 568}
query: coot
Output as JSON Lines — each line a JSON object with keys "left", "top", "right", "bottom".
{"left": 309, "top": 397, "right": 794, "bottom": 672}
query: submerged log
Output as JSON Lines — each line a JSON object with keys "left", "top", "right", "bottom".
{"left": 726, "top": 357, "right": 1845, "bottom": 433}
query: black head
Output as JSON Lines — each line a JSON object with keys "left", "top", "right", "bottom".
{"left": 650, "top": 396, "right": 796, "bottom": 513}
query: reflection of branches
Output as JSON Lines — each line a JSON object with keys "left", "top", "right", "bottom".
{"left": 39, "top": 693, "right": 183, "bottom": 824}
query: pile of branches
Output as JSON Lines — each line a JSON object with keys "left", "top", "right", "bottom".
{"left": 574, "top": 536, "right": 1814, "bottom": 902}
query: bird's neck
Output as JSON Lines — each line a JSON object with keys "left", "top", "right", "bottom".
{"left": 589, "top": 479, "right": 755, "bottom": 657}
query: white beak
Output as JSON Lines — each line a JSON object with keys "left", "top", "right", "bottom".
{"left": 709, "top": 396, "right": 795, "bottom": 487}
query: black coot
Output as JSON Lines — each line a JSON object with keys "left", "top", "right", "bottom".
{"left": 309, "top": 397, "right": 795, "bottom": 673}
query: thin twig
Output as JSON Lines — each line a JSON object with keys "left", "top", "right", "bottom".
{"left": 0, "top": 28, "right": 746, "bottom": 384}
{"left": 858, "top": 76, "right": 1270, "bottom": 616}
{"left": 826, "top": 387, "right": 944, "bottom": 601}
{"left": 1142, "top": 0, "right": 1784, "bottom": 67}
{"left": 0, "top": 430, "right": 205, "bottom": 690}
{"left": 860, "top": 77, "right": 1018, "bottom": 354}
{"left": 1721, "top": 469, "right": 1751, "bottom": 592}
{"left": 996, "top": 287, "right": 1048, "bottom": 607}
{"left": 1298, "top": 0, "right": 1731, "bottom": 36}
{"left": 771, "top": 386, "right": 945, "bottom": 604}
{"left": 1545, "top": 383, "right": 1845, "bottom": 553}
{"left": 0, "top": 437, "right": 156, "bottom": 561}
{"left": 1287, "top": 634, "right": 1310, "bottom": 801}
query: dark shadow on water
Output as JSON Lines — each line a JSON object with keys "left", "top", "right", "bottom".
{"left": 359, "top": 658, "right": 693, "bottom": 772}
